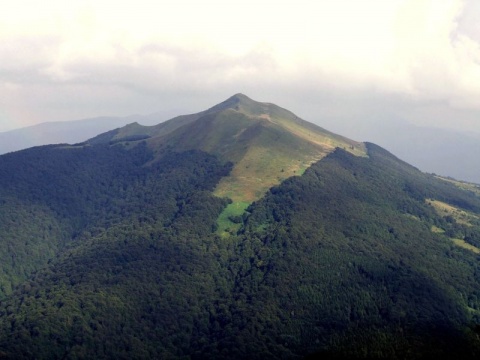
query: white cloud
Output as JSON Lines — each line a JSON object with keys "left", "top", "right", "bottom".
{"left": 0, "top": 0, "right": 480, "bottom": 132}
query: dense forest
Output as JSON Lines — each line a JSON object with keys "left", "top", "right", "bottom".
{"left": 0, "top": 140, "right": 479, "bottom": 359}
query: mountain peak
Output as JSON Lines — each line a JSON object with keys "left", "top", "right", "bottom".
{"left": 87, "top": 94, "right": 366, "bottom": 207}
{"left": 205, "top": 93, "right": 259, "bottom": 114}
{"left": 230, "top": 92, "right": 251, "bottom": 101}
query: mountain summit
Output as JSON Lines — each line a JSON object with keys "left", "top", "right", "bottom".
{"left": 88, "top": 94, "right": 365, "bottom": 204}
{"left": 87, "top": 94, "right": 366, "bottom": 234}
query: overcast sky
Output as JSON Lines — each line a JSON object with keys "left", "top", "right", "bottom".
{"left": 1, "top": 0, "right": 480, "bottom": 137}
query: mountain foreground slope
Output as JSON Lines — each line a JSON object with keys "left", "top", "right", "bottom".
{"left": 0, "top": 95, "right": 480, "bottom": 359}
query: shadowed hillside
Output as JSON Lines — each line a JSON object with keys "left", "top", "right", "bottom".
{"left": 0, "top": 95, "right": 479, "bottom": 359}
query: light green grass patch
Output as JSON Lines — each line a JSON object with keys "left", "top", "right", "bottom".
{"left": 430, "top": 220, "right": 480, "bottom": 254}
{"left": 436, "top": 176, "right": 480, "bottom": 196}
{"left": 452, "top": 239, "right": 480, "bottom": 254}
{"left": 431, "top": 225, "right": 445, "bottom": 233}
{"left": 216, "top": 201, "right": 250, "bottom": 237}
{"left": 296, "top": 166, "right": 308, "bottom": 176}
{"left": 426, "top": 199, "right": 479, "bottom": 226}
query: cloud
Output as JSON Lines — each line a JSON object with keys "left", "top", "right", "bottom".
{"left": 0, "top": 0, "right": 480, "bottom": 132}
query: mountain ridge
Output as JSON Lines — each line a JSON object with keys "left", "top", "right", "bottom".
{"left": 0, "top": 113, "right": 171, "bottom": 155}
{"left": 0, "top": 95, "right": 480, "bottom": 358}
{"left": 88, "top": 94, "right": 365, "bottom": 207}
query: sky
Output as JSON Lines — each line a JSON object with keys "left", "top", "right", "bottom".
{"left": 1, "top": 0, "right": 480, "bottom": 136}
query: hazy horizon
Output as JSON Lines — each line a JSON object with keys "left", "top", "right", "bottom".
{"left": 1, "top": 0, "right": 479, "bottom": 138}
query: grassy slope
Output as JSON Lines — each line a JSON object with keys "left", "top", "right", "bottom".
{"left": 145, "top": 95, "right": 367, "bottom": 232}
{"left": 85, "top": 94, "right": 367, "bottom": 233}
{"left": 88, "top": 94, "right": 365, "bottom": 205}
{"left": 427, "top": 199, "right": 480, "bottom": 253}
{"left": 436, "top": 175, "right": 480, "bottom": 195}
{"left": 211, "top": 97, "right": 366, "bottom": 231}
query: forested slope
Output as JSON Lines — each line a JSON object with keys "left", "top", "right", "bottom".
{"left": 0, "top": 143, "right": 234, "bottom": 359}
{"left": 222, "top": 143, "right": 480, "bottom": 358}
{"left": 1, "top": 125, "right": 480, "bottom": 358}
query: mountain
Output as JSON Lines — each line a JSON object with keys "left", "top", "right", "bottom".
{"left": 322, "top": 116, "right": 480, "bottom": 184}
{"left": 0, "top": 94, "right": 480, "bottom": 359}
{"left": 3, "top": 95, "right": 479, "bottom": 185}
{"left": 87, "top": 94, "right": 366, "bottom": 234}
{"left": 0, "top": 113, "right": 167, "bottom": 155}
{"left": 373, "top": 124, "right": 480, "bottom": 184}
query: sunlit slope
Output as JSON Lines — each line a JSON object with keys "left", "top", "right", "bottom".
{"left": 87, "top": 94, "right": 365, "bottom": 204}
{"left": 105, "top": 94, "right": 366, "bottom": 203}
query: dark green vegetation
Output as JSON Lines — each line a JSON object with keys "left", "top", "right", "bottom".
{"left": 0, "top": 95, "right": 480, "bottom": 359}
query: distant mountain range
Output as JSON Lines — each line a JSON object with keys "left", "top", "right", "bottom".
{"left": 0, "top": 94, "right": 479, "bottom": 358}
{"left": 369, "top": 123, "right": 480, "bottom": 184}
{"left": 1, "top": 97, "right": 479, "bottom": 185}
{"left": 0, "top": 113, "right": 165, "bottom": 155}
{"left": 327, "top": 117, "right": 480, "bottom": 184}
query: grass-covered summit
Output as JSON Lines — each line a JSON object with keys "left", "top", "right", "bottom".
{"left": 88, "top": 94, "right": 367, "bottom": 234}
{"left": 88, "top": 94, "right": 365, "bottom": 203}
